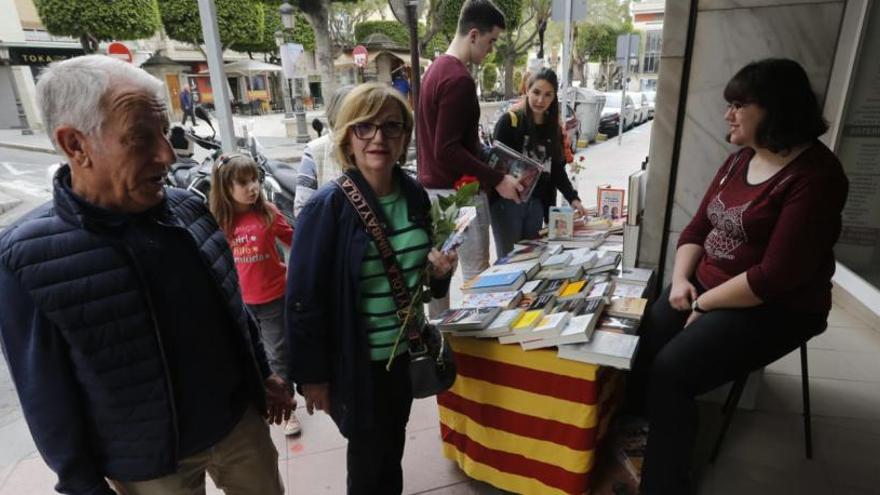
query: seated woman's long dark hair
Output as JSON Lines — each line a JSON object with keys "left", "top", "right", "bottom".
{"left": 523, "top": 68, "right": 563, "bottom": 158}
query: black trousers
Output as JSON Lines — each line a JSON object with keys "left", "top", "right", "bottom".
{"left": 628, "top": 284, "right": 826, "bottom": 495}
{"left": 347, "top": 357, "right": 413, "bottom": 495}
{"left": 181, "top": 108, "right": 197, "bottom": 126}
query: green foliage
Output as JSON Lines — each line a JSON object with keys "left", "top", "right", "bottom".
{"left": 232, "top": 7, "right": 314, "bottom": 54}
{"left": 354, "top": 20, "right": 409, "bottom": 46}
{"left": 576, "top": 23, "right": 632, "bottom": 63}
{"left": 34, "top": 0, "right": 161, "bottom": 52}
{"left": 441, "top": 0, "right": 523, "bottom": 40}
{"left": 157, "top": 0, "right": 264, "bottom": 50}
{"left": 481, "top": 63, "right": 498, "bottom": 92}
{"left": 512, "top": 68, "right": 523, "bottom": 91}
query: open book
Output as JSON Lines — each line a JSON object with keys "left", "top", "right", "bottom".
{"left": 483, "top": 141, "right": 545, "bottom": 202}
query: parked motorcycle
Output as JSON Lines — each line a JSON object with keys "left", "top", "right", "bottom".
{"left": 166, "top": 124, "right": 297, "bottom": 225}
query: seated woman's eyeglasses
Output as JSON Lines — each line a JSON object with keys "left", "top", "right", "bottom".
{"left": 352, "top": 121, "right": 405, "bottom": 140}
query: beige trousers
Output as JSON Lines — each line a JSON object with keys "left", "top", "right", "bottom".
{"left": 110, "top": 407, "right": 284, "bottom": 495}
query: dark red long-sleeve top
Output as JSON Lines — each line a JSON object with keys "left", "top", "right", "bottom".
{"left": 417, "top": 55, "right": 504, "bottom": 189}
{"left": 678, "top": 142, "right": 849, "bottom": 315}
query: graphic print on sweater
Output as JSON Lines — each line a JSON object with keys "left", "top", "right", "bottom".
{"left": 704, "top": 194, "right": 751, "bottom": 260}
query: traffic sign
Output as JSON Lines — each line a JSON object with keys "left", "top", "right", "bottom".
{"left": 107, "top": 42, "right": 132, "bottom": 63}
{"left": 352, "top": 45, "right": 368, "bottom": 68}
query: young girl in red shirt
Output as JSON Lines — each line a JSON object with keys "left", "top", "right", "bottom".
{"left": 209, "top": 154, "right": 301, "bottom": 436}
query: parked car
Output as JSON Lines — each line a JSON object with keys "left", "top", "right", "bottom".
{"left": 629, "top": 92, "right": 648, "bottom": 125}
{"left": 599, "top": 93, "right": 636, "bottom": 136}
{"left": 643, "top": 91, "right": 656, "bottom": 120}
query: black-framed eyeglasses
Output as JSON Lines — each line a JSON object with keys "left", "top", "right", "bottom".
{"left": 352, "top": 121, "right": 406, "bottom": 140}
{"left": 726, "top": 101, "right": 755, "bottom": 112}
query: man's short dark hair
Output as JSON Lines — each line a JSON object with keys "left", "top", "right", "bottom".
{"left": 457, "top": 0, "right": 506, "bottom": 36}
{"left": 724, "top": 58, "right": 828, "bottom": 153}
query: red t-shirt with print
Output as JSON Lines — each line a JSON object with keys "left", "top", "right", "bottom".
{"left": 229, "top": 203, "right": 293, "bottom": 305}
{"left": 677, "top": 143, "right": 848, "bottom": 315}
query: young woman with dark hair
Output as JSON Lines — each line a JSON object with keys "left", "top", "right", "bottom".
{"left": 489, "top": 68, "right": 587, "bottom": 257}
{"left": 628, "top": 58, "right": 848, "bottom": 494}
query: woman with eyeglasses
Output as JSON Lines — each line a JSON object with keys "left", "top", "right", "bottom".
{"left": 626, "top": 58, "right": 848, "bottom": 494}
{"left": 284, "top": 83, "right": 457, "bottom": 494}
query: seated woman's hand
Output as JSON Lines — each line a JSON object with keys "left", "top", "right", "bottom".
{"left": 669, "top": 278, "right": 698, "bottom": 312}
{"left": 428, "top": 248, "right": 457, "bottom": 278}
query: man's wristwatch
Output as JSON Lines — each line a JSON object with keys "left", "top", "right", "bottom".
{"left": 691, "top": 299, "right": 707, "bottom": 314}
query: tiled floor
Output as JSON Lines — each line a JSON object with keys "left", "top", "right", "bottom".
{"left": 1, "top": 302, "right": 877, "bottom": 494}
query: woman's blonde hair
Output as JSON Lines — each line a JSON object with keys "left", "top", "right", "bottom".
{"left": 333, "top": 82, "right": 414, "bottom": 171}
{"left": 208, "top": 154, "right": 274, "bottom": 235}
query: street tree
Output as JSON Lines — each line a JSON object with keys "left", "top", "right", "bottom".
{"left": 157, "top": 0, "right": 264, "bottom": 55}
{"left": 495, "top": 0, "right": 551, "bottom": 98}
{"left": 34, "top": 0, "right": 161, "bottom": 54}
{"left": 232, "top": 6, "right": 315, "bottom": 60}
{"left": 480, "top": 63, "right": 498, "bottom": 95}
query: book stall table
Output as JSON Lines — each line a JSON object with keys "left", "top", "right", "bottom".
{"left": 438, "top": 336, "right": 625, "bottom": 495}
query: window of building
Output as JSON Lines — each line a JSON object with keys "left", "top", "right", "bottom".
{"left": 642, "top": 30, "right": 662, "bottom": 74}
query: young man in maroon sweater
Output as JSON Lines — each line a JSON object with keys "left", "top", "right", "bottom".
{"left": 418, "top": 0, "right": 523, "bottom": 314}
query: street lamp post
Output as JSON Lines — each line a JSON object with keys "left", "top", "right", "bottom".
{"left": 279, "top": 2, "right": 310, "bottom": 144}
{"left": 274, "top": 30, "right": 294, "bottom": 119}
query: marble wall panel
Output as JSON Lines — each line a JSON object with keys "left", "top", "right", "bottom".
{"left": 700, "top": 0, "right": 841, "bottom": 12}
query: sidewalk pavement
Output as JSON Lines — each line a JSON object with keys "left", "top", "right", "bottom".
{"left": 0, "top": 190, "right": 20, "bottom": 217}
{"left": 573, "top": 121, "right": 652, "bottom": 208}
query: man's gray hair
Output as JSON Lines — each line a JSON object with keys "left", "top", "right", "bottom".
{"left": 36, "top": 55, "right": 164, "bottom": 148}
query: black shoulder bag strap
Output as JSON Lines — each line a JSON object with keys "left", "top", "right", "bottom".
{"left": 334, "top": 174, "right": 427, "bottom": 356}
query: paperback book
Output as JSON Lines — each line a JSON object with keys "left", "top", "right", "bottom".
{"left": 557, "top": 330, "right": 640, "bottom": 370}
{"left": 464, "top": 271, "right": 527, "bottom": 294}
{"left": 460, "top": 290, "right": 523, "bottom": 309}
{"left": 483, "top": 140, "right": 545, "bottom": 202}
{"left": 606, "top": 297, "right": 649, "bottom": 320}
{"left": 435, "top": 307, "right": 504, "bottom": 333}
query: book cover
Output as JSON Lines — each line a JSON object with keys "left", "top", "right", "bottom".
{"left": 588, "top": 280, "right": 612, "bottom": 299}
{"left": 520, "top": 279, "right": 547, "bottom": 295}
{"left": 607, "top": 297, "right": 648, "bottom": 320}
{"left": 543, "top": 252, "right": 573, "bottom": 269}
{"left": 597, "top": 187, "right": 625, "bottom": 220}
{"left": 435, "top": 307, "right": 504, "bottom": 332}
{"left": 540, "top": 279, "right": 567, "bottom": 296}
{"left": 531, "top": 311, "right": 573, "bottom": 336}
{"left": 528, "top": 292, "right": 557, "bottom": 311}
{"left": 498, "top": 309, "right": 547, "bottom": 344}
{"left": 548, "top": 207, "right": 574, "bottom": 240}
{"left": 596, "top": 315, "right": 641, "bottom": 335}
{"left": 553, "top": 297, "right": 588, "bottom": 315}
{"left": 480, "top": 308, "right": 525, "bottom": 337}
{"left": 536, "top": 265, "right": 584, "bottom": 281}
{"left": 484, "top": 141, "right": 545, "bottom": 202}
{"left": 483, "top": 259, "right": 542, "bottom": 279}
{"left": 460, "top": 290, "right": 523, "bottom": 309}
{"left": 465, "top": 271, "right": 526, "bottom": 293}
{"left": 440, "top": 206, "right": 477, "bottom": 253}
{"left": 612, "top": 280, "right": 646, "bottom": 299}
{"left": 558, "top": 279, "right": 589, "bottom": 300}
{"left": 569, "top": 249, "right": 598, "bottom": 269}
{"left": 588, "top": 253, "right": 622, "bottom": 274}
{"left": 557, "top": 330, "right": 640, "bottom": 369}
{"left": 616, "top": 266, "right": 653, "bottom": 285}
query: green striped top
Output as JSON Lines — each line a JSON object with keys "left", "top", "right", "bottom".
{"left": 359, "top": 187, "right": 431, "bottom": 361}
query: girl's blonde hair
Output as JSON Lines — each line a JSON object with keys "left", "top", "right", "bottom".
{"left": 333, "top": 82, "right": 414, "bottom": 171}
{"left": 208, "top": 153, "right": 275, "bottom": 235}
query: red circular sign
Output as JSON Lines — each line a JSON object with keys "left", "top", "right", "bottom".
{"left": 107, "top": 42, "right": 132, "bottom": 63}
{"left": 352, "top": 45, "right": 368, "bottom": 67}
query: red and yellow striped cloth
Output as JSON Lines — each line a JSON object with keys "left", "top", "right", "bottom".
{"left": 438, "top": 336, "right": 622, "bottom": 495}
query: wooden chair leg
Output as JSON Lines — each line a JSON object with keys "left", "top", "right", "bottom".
{"left": 800, "top": 344, "right": 813, "bottom": 459}
{"left": 710, "top": 375, "right": 748, "bottom": 463}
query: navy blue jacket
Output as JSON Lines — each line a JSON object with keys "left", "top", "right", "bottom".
{"left": 0, "top": 166, "right": 271, "bottom": 495}
{"left": 285, "top": 167, "right": 450, "bottom": 437}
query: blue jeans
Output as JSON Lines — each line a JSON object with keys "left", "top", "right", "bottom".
{"left": 247, "top": 298, "right": 287, "bottom": 378}
{"left": 489, "top": 197, "right": 545, "bottom": 259}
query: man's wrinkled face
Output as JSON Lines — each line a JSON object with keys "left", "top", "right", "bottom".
{"left": 80, "top": 87, "right": 175, "bottom": 213}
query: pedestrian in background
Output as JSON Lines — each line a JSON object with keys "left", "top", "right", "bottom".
{"left": 286, "top": 83, "right": 456, "bottom": 494}
{"left": 293, "top": 85, "right": 355, "bottom": 220}
{"left": 180, "top": 84, "right": 196, "bottom": 126}
{"left": 210, "top": 153, "right": 302, "bottom": 436}
{"left": 491, "top": 68, "right": 587, "bottom": 257}
{"left": 417, "top": 0, "right": 518, "bottom": 316}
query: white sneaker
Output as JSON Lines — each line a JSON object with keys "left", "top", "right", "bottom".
{"left": 284, "top": 412, "right": 302, "bottom": 436}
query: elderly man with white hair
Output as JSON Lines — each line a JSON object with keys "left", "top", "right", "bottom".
{"left": 0, "top": 55, "right": 294, "bottom": 495}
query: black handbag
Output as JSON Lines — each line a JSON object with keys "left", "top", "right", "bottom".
{"left": 335, "top": 174, "right": 457, "bottom": 398}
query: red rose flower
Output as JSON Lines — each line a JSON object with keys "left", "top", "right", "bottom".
{"left": 454, "top": 175, "right": 479, "bottom": 190}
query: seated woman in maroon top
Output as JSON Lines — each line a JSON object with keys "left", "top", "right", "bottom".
{"left": 628, "top": 58, "right": 849, "bottom": 495}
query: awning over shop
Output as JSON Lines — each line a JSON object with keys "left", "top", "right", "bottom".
{"left": 198, "top": 59, "right": 283, "bottom": 75}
